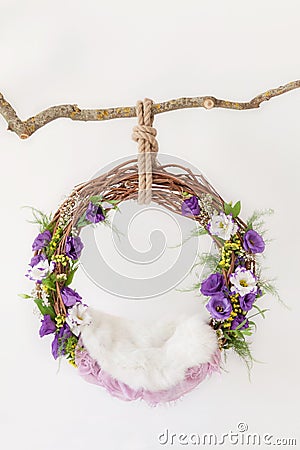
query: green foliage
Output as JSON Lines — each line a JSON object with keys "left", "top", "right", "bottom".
{"left": 18, "top": 293, "right": 32, "bottom": 299}
{"left": 251, "top": 304, "right": 269, "bottom": 319}
{"left": 246, "top": 208, "right": 274, "bottom": 231}
{"left": 24, "top": 207, "right": 53, "bottom": 232}
{"left": 191, "top": 226, "right": 208, "bottom": 237}
{"left": 65, "top": 264, "right": 79, "bottom": 286}
{"left": 194, "top": 252, "right": 220, "bottom": 273}
{"left": 169, "top": 226, "right": 207, "bottom": 249}
{"left": 34, "top": 298, "right": 56, "bottom": 320}
{"left": 76, "top": 213, "right": 91, "bottom": 228}
{"left": 224, "top": 201, "right": 241, "bottom": 218}
{"left": 89, "top": 195, "right": 103, "bottom": 205}
{"left": 105, "top": 199, "right": 120, "bottom": 206}
{"left": 223, "top": 331, "right": 254, "bottom": 373}
{"left": 64, "top": 335, "right": 79, "bottom": 366}
{"left": 259, "top": 279, "right": 288, "bottom": 308}
{"left": 42, "top": 273, "right": 57, "bottom": 291}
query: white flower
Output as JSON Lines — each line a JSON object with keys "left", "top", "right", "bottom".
{"left": 26, "top": 259, "right": 55, "bottom": 282}
{"left": 208, "top": 212, "right": 239, "bottom": 240}
{"left": 66, "top": 303, "right": 91, "bottom": 336}
{"left": 230, "top": 266, "right": 257, "bottom": 296}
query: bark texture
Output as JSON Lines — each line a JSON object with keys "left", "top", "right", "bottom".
{"left": 0, "top": 80, "right": 299, "bottom": 139}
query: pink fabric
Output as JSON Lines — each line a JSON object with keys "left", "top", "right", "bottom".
{"left": 75, "top": 343, "right": 221, "bottom": 406}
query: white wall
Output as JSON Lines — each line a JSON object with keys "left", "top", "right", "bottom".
{"left": 0, "top": 1, "right": 299, "bottom": 449}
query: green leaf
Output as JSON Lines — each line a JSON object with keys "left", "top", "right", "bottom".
{"left": 34, "top": 298, "right": 56, "bottom": 319}
{"left": 232, "top": 201, "right": 241, "bottom": 218}
{"left": 23, "top": 206, "right": 53, "bottom": 232}
{"left": 249, "top": 320, "right": 257, "bottom": 330}
{"left": 191, "top": 226, "right": 208, "bottom": 237}
{"left": 89, "top": 195, "right": 103, "bottom": 205}
{"left": 224, "top": 200, "right": 241, "bottom": 218}
{"left": 252, "top": 304, "right": 269, "bottom": 319}
{"left": 224, "top": 202, "right": 233, "bottom": 215}
{"left": 18, "top": 293, "right": 32, "bottom": 299}
{"left": 240, "top": 329, "right": 253, "bottom": 336}
{"left": 104, "top": 199, "right": 119, "bottom": 205}
{"left": 42, "top": 274, "right": 56, "bottom": 291}
{"left": 76, "top": 213, "right": 91, "bottom": 228}
{"left": 65, "top": 266, "right": 78, "bottom": 286}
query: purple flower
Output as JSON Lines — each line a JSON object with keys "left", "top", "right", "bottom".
{"left": 231, "top": 313, "right": 249, "bottom": 330}
{"left": 239, "top": 293, "right": 256, "bottom": 311}
{"left": 206, "top": 293, "right": 232, "bottom": 320}
{"left": 51, "top": 323, "right": 72, "bottom": 359}
{"left": 234, "top": 256, "right": 246, "bottom": 268}
{"left": 30, "top": 253, "right": 46, "bottom": 267}
{"left": 39, "top": 315, "right": 56, "bottom": 337}
{"left": 65, "top": 236, "right": 84, "bottom": 260}
{"left": 256, "top": 287, "right": 263, "bottom": 298}
{"left": 86, "top": 202, "right": 105, "bottom": 223}
{"left": 201, "top": 273, "right": 225, "bottom": 296}
{"left": 243, "top": 229, "right": 265, "bottom": 254}
{"left": 181, "top": 196, "right": 200, "bottom": 216}
{"left": 61, "top": 287, "right": 82, "bottom": 307}
{"left": 32, "top": 230, "right": 52, "bottom": 251}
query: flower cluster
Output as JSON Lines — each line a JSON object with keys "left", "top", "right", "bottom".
{"left": 181, "top": 194, "right": 267, "bottom": 357}
{"left": 23, "top": 194, "right": 117, "bottom": 366}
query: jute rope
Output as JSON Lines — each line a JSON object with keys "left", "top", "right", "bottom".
{"left": 132, "top": 98, "right": 158, "bottom": 204}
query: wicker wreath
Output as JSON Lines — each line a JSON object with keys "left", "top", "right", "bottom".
{"left": 23, "top": 100, "right": 271, "bottom": 405}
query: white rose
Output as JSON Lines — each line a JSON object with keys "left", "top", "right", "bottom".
{"left": 66, "top": 303, "right": 91, "bottom": 336}
{"left": 208, "top": 212, "right": 239, "bottom": 240}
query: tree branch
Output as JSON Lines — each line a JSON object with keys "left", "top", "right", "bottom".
{"left": 0, "top": 80, "right": 299, "bottom": 139}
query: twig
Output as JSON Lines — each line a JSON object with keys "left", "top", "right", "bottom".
{"left": 0, "top": 80, "right": 299, "bottom": 139}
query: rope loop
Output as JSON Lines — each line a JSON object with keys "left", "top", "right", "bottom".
{"left": 132, "top": 98, "right": 158, "bottom": 204}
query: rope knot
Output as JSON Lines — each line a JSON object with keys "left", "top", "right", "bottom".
{"left": 132, "top": 98, "right": 158, "bottom": 204}
{"left": 132, "top": 125, "right": 158, "bottom": 151}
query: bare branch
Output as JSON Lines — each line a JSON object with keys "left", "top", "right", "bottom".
{"left": 0, "top": 80, "right": 299, "bottom": 139}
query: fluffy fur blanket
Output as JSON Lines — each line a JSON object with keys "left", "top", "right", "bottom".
{"left": 80, "top": 308, "right": 218, "bottom": 392}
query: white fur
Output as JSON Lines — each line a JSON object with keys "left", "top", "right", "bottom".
{"left": 80, "top": 308, "right": 218, "bottom": 392}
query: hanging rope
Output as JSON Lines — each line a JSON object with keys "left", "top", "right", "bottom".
{"left": 132, "top": 98, "right": 159, "bottom": 204}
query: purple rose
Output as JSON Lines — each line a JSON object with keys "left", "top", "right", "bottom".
{"left": 206, "top": 293, "right": 232, "bottom": 320}
{"left": 32, "top": 230, "right": 52, "bottom": 251}
{"left": 243, "top": 229, "right": 265, "bottom": 254}
{"left": 65, "top": 236, "right": 84, "bottom": 260}
{"left": 39, "top": 315, "right": 56, "bottom": 337}
{"left": 51, "top": 323, "right": 72, "bottom": 359}
{"left": 231, "top": 313, "right": 249, "bottom": 330}
{"left": 30, "top": 253, "right": 46, "bottom": 267}
{"left": 61, "top": 287, "right": 82, "bottom": 307}
{"left": 239, "top": 293, "right": 256, "bottom": 311}
{"left": 86, "top": 202, "right": 105, "bottom": 223}
{"left": 201, "top": 273, "right": 225, "bottom": 296}
{"left": 181, "top": 196, "right": 200, "bottom": 216}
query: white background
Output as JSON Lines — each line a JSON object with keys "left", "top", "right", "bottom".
{"left": 0, "top": 1, "right": 299, "bottom": 449}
